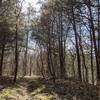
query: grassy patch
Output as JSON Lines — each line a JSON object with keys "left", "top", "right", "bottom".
{"left": 0, "top": 77, "right": 59, "bottom": 100}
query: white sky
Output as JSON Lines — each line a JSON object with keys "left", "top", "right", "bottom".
{"left": 25, "top": 0, "right": 39, "bottom": 7}
{"left": 23, "top": 0, "right": 40, "bottom": 12}
{"left": 20, "top": 0, "right": 40, "bottom": 51}
{"left": 22, "top": 0, "right": 44, "bottom": 51}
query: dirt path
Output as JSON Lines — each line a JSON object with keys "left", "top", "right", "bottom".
{"left": 0, "top": 76, "right": 98, "bottom": 100}
{"left": 0, "top": 76, "right": 59, "bottom": 100}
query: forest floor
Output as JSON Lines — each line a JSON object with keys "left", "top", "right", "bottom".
{"left": 0, "top": 76, "right": 98, "bottom": 100}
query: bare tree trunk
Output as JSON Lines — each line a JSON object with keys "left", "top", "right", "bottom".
{"left": 47, "top": 46, "right": 53, "bottom": 77}
{"left": 13, "top": 0, "right": 24, "bottom": 81}
{"left": 0, "top": 0, "right": 2, "bottom": 7}
{"left": 47, "top": 44, "right": 56, "bottom": 83}
{"left": 0, "top": 42, "right": 5, "bottom": 76}
{"left": 47, "top": 22, "right": 56, "bottom": 83}
{"left": 24, "top": 32, "right": 29, "bottom": 76}
{"left": 40, "top": 48, "right": 45, "bottom": 78}
{"left": 36, "top": 56, "right": 41, "bottom": 75}
{"left": 70, "top": 51, "right": 76, "bottom": 78}
{"left": 87, "top": 0, "right": 100, "bottom": 80}
{"left": 71, "top": 5, "right": 82, "bottom": 81}
{"left": 97, "top": 0, "right": 100, "bottom": 76}
{"left": 14, "top": 23, "right": 18, "bottom": 82}
{"left": 29, "top": 55, "right": 32, "bottom": 76}
{"left": 58, "top": 12, "right": 66, "bottom": 78}
{"left": 97, "top": 0, "right": 100, "bottom": 99}
{"left": 79, "top": 27, "right": 88, "bottom": 82}
{"left": 90, "top": 27, "right": 94, "bottom": 84}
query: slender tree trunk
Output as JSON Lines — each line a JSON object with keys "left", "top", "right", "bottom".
{"left": 0, "top": 42, "right": 5, "bottom": 76}
{"left": 24, "top": 32, "right": 29, "bottom": 76}
{"left": 47, "top": 46, "right": 53, "bottom": 77}
{"left": 36, "top": 56, "right": 41, "bottom": 75}
{"left": 90, "top": 27, "right": 94, "bottom": 84}
{"left": 40, "top": 49, "right": 45, "bottom": 78}
{"left": 0, "top": 0, "right": 2, "bottom": 7}
{"left": 13, "top": 23, "right": 18, "bottom": 82}
{"left": 47, "top": 43, "right": 56, "bottom": 83}
{"left": 79, "top": 27, "right": 88, "bottom": 82}
{"left": 71, "top": 5, "right": 82, "bottom": 81}
{"left": 58, "top": 12, "right": 66, "bottom": 78}
{"left": 97, "top": 0, "right": 100, "bottom": 75}
{"left": 29, "top": 56, "right": 32, "bottom": 76}
{"left": 87, "top": 0, "right": 100, "bottom": 80}
{"left": 13, "top": 0, "right": 24, "bottom": 82}
{"left": 46, "top": 22, "right": 56, "bottom": 83}
{"left": 97, "top": 0, "right": 100, "bottom": 99}
{"left": 70, "top": 52, "right": 76, "bottom": 78}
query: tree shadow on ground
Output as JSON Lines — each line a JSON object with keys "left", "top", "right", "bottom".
{"left": 0, "top": 76, "right": 31, "bottom": 90}
{"left": 27, "top": 78, "right": 98, "bottom": 100}
{"left": 0, "top": 76, "right": 98, "bottom": 100}
{"left": 0, "top": 76, "right": 19, "bottom": 91}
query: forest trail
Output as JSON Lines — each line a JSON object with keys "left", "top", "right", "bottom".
{"left": 0, "top": 76, "right": 98, "bottom": 100}
{"left": 0, "top": 76, "right": 59, "bottom": 100}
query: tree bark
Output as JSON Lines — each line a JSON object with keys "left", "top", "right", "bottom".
{"left": 14, "top": 23, "right": 18, "bottom": 82}
{"left": 71, "top": 5, "right": 82, "bottom": 81}
{"left": 0, "top": 42, "right": 5, "bottom": 76}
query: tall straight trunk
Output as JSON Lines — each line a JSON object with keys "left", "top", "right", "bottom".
{"left": 0, "top": 0, "right": 2, "bottom": 7}
{"left": 13, "top": 23, "right": 18, "bottom": 82}
{"left": 40, "top": 49, "right": 45, "bottom": 78}
{"left": 87, "top": 0, "right": 100, "bottom": 80}
{"left": 50, "top": 13, "right": 56, "bottom": 81}
{"left": 47, "top": 28, "right": 55, "bottom": 82}
{"left": 46, "top": 28, "right": 55, "bottom": 79}
{"left": 29, "top": 56, "right": 32, "bottom": 76}
{"left": 71, "top": 4, "right": 82, "bottom": 81}
{"left": 79, "top": 30, "right": 88, "bottom": 82}
{"left": 70, "top": 52, "right": 76, "bottom": 78}
{"left": 47, "top": 45, "right": 56, "bottom": 83}
{"left": 0, "top": 42, "right": 5, "bottom": 76}
{"left": 48, "top": 33, "right": 56, "bottom": 81}
{"left": 24, "top": 8, "right": 30, "bottom": 75}
{"left": 13, "top": 0, "right": 23, "bottom": 82}
{"left": 97, "top": 0, "right": 100, "bottom": 73}
{"left": 36, "top": 56, "right": 41, "bottom": 75}
{"left": 49, "top": 48, "right": 56, "bottom": 82}
{"left": 96, "top": 0, "right": 100, "bottom": 99}
{"left": 58, "top": 12, "right": 66, "bottom": 78}
{"left": 24, "top": 32, "right": 28, "bottom": 76}
{"left": 82, "top": 67, "right": 85, "bottom": 82}
{"left": 90, "top": 26, "right": 94, "bottom": 84}
{"left": 47, "top": 46, "right": 53, "bottom": 77}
